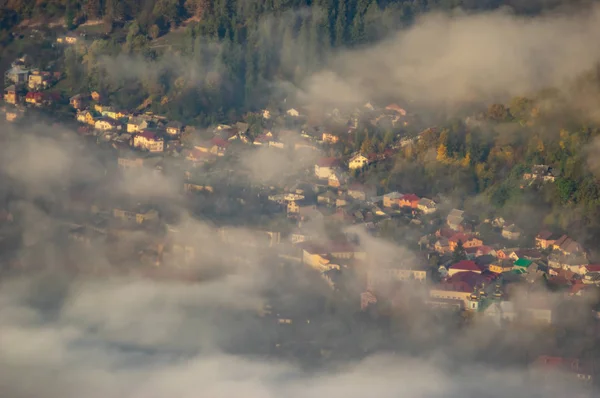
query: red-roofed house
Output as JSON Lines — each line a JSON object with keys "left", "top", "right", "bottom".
{"left": 399, "top": 194, "right": 420, "bottom": 208}
{"left": 430, "top": 270, "right": 497, "bottom": 306}
{"left": 315, "top": 158, "right": 340, "bottom": 179}
{"left": 583, "top": 264, "right": 600, "bottom": 274}
{"left": 448, "top": 260, "right": 482, "bottom": 276}
{"left": 133, "top": 130, "right": 164, "bottom": 152}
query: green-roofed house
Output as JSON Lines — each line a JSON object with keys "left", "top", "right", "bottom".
{"left": 513, "top": 258, "right": 533, "bottom": 271}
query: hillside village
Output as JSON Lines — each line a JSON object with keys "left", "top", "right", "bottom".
{"left": 3, "top": 47, "right": 600, "bottom": 382}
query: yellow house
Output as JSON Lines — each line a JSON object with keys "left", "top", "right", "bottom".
{"left": 3, "top": 85, "right": 18, "bottom": 105}
{"left": 183, "top": 182, "right": 214, "bottom": 193}
{"left": 322, "top": 132, "right": 339, "bottom": 144}
{"left": 86, "top": 112, "right": 96, "bottom": 126}
{"left": 5, "top": 110, "right": 18, "bottom": 122}
{"left": 287, "top": 200, "right": 299, "bottom": 214}
{"left": 489, "top": 261, "right": 514, "bottom": 274}
{"left": 113, "top": 207, "right": 158, "bottom": 224}
{"left": 91, "top": 91, "right": 101, "bottom": 101}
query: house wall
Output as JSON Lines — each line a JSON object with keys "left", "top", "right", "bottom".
{"left": 430, "top": 289, "right": 471, "bottom": 306}
{"left": 349, "top": 157, "right": 368, "bottom": 169}
{"left": 315, "top": 165, "right": 334, "bottom": 179}
{"left": 133, "top": 135, "right": 164, "bottom": 152}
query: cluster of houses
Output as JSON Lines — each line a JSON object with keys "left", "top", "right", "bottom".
{"left": 3, "top": 56, "right": 62, "bottom": 114}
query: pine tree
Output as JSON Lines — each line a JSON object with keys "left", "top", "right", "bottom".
{"left": 453, "top": 240, "right": 467, "bottom": 263}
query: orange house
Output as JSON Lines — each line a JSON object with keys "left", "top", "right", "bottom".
{"left": 448, "top": 233, "right": 482, "bottom": 252}
{"left": 399, "top": 194, "right": 420, "bottom": 208}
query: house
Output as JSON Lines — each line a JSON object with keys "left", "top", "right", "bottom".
{"left": 448, "top": 260, "right": 482, "bottom": 276}
{"left": 382, "top": 192, "right": 403, "bottom": 208}
{"left": 502, "top": 224, "right": 522, "bottom": 241}
{"left": 485, "top": 300, "right": 553, "bottom": 325}
{"left": 27, "top": 70, "right": 52, "bottom": 90}
{"left": 366, "top": 266, "right": 427, "bottom": 291}
{"left": 513, "top": 258, "right": 533, "bottom": 272}
{"left": 489, "top": 260, "right": 515, "bottom": 274}
{"left": 553, "top": 235, "right": 585, "bottom": 257}
{"left": 65, "top": 35, "right": 78, "bottom": 44}
{"left": 209, "top": 137, "right": 229, "bottom": 156}
{"left": 133, "top": 130, "right": 165, "bottom": 152}
{"left": 328, "top": 170, "right": 348, "bottom": 188}
{"left": 535, "top": 230, "right": 560, "bottom": 249}
{"left": 287, "top": 200, "right": 300, "bottom": 215}
{"left": 447, "top": 209, "right": 465, "bottom": 231}
{"left": 185, "top": 148, "right": 214, "bottom": 164}
{"left": 347, "top": 184, "right": 375, "bottom": 201}
{"left": 448, "top": 233, "right": 482, "bottom": 252}
{"left": 348, "top": 153, "right": 370, "bottom": 170}
{"left": 434, "top": 238, "right": 450, "bottom": 254}
{"left": 95, "top": 118, "right": 122, "bottom": 131}
{"left": 315, "top": 158, "right": 339, "bottom": 179}
{"left": 25, "top": 91, "right": 45, "bottom": 106}
{"left": 127, "top": 116, "right": 152, "bottom": 133}
{"left": 317, "top": 191, "right": 337, "bottom": 206}
{"left": 548, "top": 253, "right": 588, "bottom": 274}
{"left": 286, "top": 108, "right": 301, "bottom": 117}
{"left": 101, "top": 107, "right": 127, "bottom": 121}
{"left": 69, "top": 94, "right": 86, "bottom": 110}
{"left": 523, "top": 165, "right": 557, "bottom": 183}
{"left": 399, "top": 194, "right": 420, "bottom": 208}
{"left": 166, "top": 121, "right": 184, "bottom": 136}
{"left": 112, "top": 205, "right": 159, "bottom": 224}
{"left": 417, "top": 198, "right": 437, "bottom": 214}
{"left": 91, "top": 91, "right": 101, "bottom": 101}
{"left": 77, "top": 110, "right": 97, "bottom": 126}
{"left": 322, "top": 132, "right": 339, "bottom": 144}
{"left": 430, "top": 271, "right": 497, "bottom": 307}
{"left": 3, "top": 85, "right": 18, "bottom": 104}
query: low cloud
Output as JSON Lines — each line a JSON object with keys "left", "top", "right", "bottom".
{"left": 301, "top": 5, "right": 600, "bottom": 110}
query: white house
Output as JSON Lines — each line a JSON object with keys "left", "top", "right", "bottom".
{"left": 133, "top": 130, "right": 164, "bottom": 152}
{"left": 286, "top": 108, "right": 300, "bottom": 117}
{"left": 348, "top": 153, "right": 370, "bottom": 170}
{"left": 315, "top": 158, "right": 339, "bottom": 180}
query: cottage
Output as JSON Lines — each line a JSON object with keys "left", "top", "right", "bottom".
{"left": 430, "top": 271, "right": 497, "bottom": 307}
{"left": 322, "top": 132, "right": 339, "bottom": 144}
{"left": 127, "top": 116, "right": 152, "bottom": 133}
{"left": 95, "top": 118, "right": 122, "bottom": 131}
{"left": 448, "top": 260, "right": 482, "bottom": 276}
{"left": 328, "top": 170, "right": 348, "bottom": 188}
{"left": 3, "top": 85, "right": 18, "bottom": 105}
{"left": 112, "top": 205, "right": 159, "bottom": 224}
{"left": 382, "top": 192, "right": 403, "bottom": 208}
{"left": 315, "top": 158, "right": 339, "bottom": 180}
{"left": 286, "top": 108, "right": 301, "bottom": 117}
{"left": 166, "top": 121, "right": 184, "bottom": 136}
{"left": 347, "top": 184, "right": 375, "bottom": 201}
{"left": 27, "top": 70, "right": 52, "bottom": 90}
{"left": 91, "top": 91, "right": 101, "bottom": 101}
{"left": 133, "top": 130, "right": 165, "bottom": 152}
{"left": 553, "top": 235, "right": 585, "bottom": 257}
{"left": 448, "top": 233, "right": 482, "bottom": 252}
{"left": 348, "top": 153, "right": 370, "bottom": 170}
{"left": 417, "top": 198, "right": 437, "bottom": 214}
{"left": 69, "top": 94, "right": 86, "bottom": 110}
{"left": 447, "top": 209, "right": 465, "bottom": 231}
{"left": 535, "top": 230, "right": 560, "bottom": 249}
{"left": 489, "top": 260, "right": 515, "bottom": 274}
{"left": 399, "top": 194, "right": 420, "bottom": 208}
{"left": 502, "top": 224, "right": 522, "bottom": 241}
